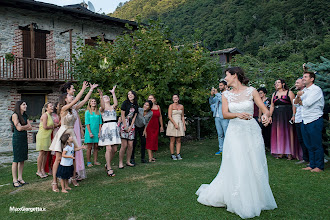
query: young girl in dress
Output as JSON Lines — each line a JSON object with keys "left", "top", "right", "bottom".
{"left": 57, "top": 133, "right": 86, "bottom": 193}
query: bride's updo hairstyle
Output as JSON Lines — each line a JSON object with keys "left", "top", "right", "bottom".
{"left": 225, "top": 67, "right": 249, "bottom": 85}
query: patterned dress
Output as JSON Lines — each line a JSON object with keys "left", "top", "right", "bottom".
{"left": 99, "top": 110, "right": 121, "bottom": 146}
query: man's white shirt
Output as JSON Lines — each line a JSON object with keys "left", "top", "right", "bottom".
{"left": 293, "top": 84, "right": 324, "bottom": 124}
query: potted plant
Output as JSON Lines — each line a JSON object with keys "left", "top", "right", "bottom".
{"left": 5, "top": 52, "right": 15, "bottom": 63}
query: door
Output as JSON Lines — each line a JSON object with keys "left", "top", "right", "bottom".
{"left": 22, "top": 29, "right": 47, "bottom": 78}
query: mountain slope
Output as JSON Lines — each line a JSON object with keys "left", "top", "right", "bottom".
{"left": 110, "top": 0, "right": 330, "bottom": 59}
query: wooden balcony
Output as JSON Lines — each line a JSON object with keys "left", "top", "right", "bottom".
{"left": 0, "top": 57, "right": 75, "bottom": 82}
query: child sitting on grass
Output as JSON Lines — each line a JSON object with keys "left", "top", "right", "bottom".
{"left": 57, "top": 133, "right": 86, "bottom": 193}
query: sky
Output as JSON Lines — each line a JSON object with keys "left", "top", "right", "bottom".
{"left": 36, "top": 0, "right": 127, "bottom": 14}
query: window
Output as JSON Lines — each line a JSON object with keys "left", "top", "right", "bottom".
{"left": 21, "top": 93, "right": 46, "bottom": 118}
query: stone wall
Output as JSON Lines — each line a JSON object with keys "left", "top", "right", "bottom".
{"left": 0, "top": 86, "right": 14, "bottom": 148}
{"left": 0, "top": 7, "right": 128, "bottom": 59}
{"left": 0, "top": 83, "right": 63, "bottom": 149}
{"left": 0, "top": 5, "right": 131, "bottom": 150}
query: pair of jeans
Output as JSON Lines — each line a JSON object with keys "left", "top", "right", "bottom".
{"left": 131, "top": 126, "right": 146, "bottom": 161}
{"left": 301, "top": 117, "right": 324, "bottom": 170}
{"left": 295, "top": 122, "right": 309, "bottom": 162}
{"left": 214, "top": 117, "right": 229, "bottom": 152}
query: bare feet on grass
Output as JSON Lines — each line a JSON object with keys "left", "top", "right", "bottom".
{"left": 311, "top": 168, "right": 323, "bottom": 172}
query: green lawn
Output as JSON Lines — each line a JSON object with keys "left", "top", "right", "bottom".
{"left": 0, "top": 138, "right": 329, "bottom": 219}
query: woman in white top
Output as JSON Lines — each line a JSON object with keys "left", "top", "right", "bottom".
{"left": 196, "top": 67, "right": 277, "bottom": 219}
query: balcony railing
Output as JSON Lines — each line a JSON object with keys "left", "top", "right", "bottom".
{"left": 0, "top": 57, "right": 74, "bottom": 81}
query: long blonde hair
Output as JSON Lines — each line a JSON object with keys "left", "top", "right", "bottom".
{"left": 87, "top": 99, "right": 100, "bottom": 115}
{"left": 42, "top": 102, "right": 52, "bottom": 115}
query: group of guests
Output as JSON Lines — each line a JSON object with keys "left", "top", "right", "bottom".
{"left": 10, "top": 82, "right": 187, "bottom": 192}
{"left": 209, "top": 66, "right": 326, "bottom": 172}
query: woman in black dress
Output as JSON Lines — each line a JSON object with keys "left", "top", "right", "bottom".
{"left": 11, "top": 101, "right": 32, "bottom": 187}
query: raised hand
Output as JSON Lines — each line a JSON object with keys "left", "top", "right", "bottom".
{"left": 97, "top": 88, "right": 103, "bottom": 97}
{"left": 109, "top": 85, "right": 116, "bottom": 94}
{"left": 82, "top": 81, "right": 89, "bottom": 90}
{"left": 89, "top": 83, "right": 98, "bottom": 90}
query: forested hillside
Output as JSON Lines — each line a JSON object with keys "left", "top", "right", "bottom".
{"left": 111, "top": 0, "right": 329, "bottom": 62}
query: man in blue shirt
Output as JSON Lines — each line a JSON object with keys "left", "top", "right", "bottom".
{"left": 209, "top": 80, "right": 229, "bottom": 155}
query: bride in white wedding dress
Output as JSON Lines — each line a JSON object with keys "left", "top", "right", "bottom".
{"left": 196, "top": 67, "right": 277, "bottom": 219}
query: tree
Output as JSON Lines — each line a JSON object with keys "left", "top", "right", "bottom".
{"left": 228, "top": 54, "right": 302, "bottom": 94}
{"left": 72, "top": 20, "right": 221, "bottom": 118}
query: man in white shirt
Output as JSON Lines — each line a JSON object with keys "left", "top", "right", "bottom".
{"left": 294, "top": 71, "right": 325, "bottom": 172}
{"left": 294, "top": 78, "right": 309, "bottom": 164}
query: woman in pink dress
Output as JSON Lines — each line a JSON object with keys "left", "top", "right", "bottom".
{"left": 146, "top": 95, "right": 164, "bottom": 162}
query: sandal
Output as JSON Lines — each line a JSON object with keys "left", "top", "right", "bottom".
{"left": 51, "top": 182, "right": 59, "bottom": 192}
{"left": 126, "top": 163, "right": 135, "bottom": 167}
{"left": 13, "top": 181, "right": 22, "bottom": 188}
{"left": 71, "top": 178, "right": 79, "bottom": 187}
{"left": 17, "top": 180, "right": 28, "bottom": 185}
{"left": 94, "top": 162, "right": 101, "bottom": 166}
{"left": 107, "top": 169, "right": 116, "bottom": 177}
{"left": 87, "top": 162, "right": 93, "bottom": 167}
{"left": 36, "top": 172, "right": 46, "bottom": 178}
{"left": 149, "top": 158, "right": 156, "bottom": 163}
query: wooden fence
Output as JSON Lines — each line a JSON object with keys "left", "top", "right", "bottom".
{"left": 0, "top": 57, "right": 73, "bottom": 81}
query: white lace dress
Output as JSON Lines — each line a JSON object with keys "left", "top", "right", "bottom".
{"left": 196, "top": 87, "right": 277, "bottom": 219}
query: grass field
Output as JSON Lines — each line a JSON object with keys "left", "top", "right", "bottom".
{"left": 0, "top": 138, "right": 329, "bottom": 219}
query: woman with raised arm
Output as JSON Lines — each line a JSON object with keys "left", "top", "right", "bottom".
{"left": 119, "top": 90, "right": 138, "bottom": 169}
{"left": 60, "top": 82, "right": 98, "bottom": 183}
{"left": 196, "top": 67, "right": 277, "bottom": 219}
{"left": 49, "top": 81, "right": 91, "bottom": 192}
{"left": 98, "top": 86, "right": 121, "bottom": 176}
{"left": 11, "top": 101, "right": 32, "bottom": 187}
{"left": 166, "top": 94, "right": 186, "bottom": 160}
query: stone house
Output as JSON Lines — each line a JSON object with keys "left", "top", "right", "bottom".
{"left": 0, "top": 0, "right": 137, "bottom": 148}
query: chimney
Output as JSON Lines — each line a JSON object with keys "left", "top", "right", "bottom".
{"left": 80, "top": 2, "right": 88, "bottom": 8}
